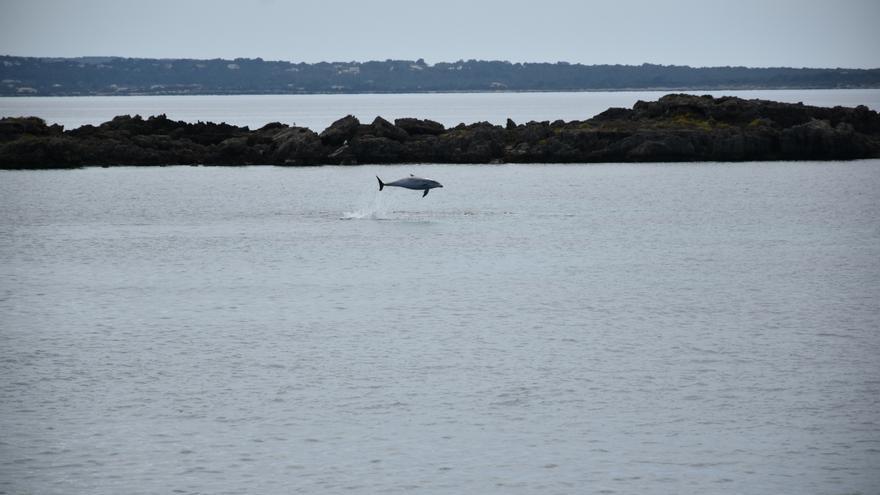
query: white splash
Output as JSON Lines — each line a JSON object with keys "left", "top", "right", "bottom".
{"left": 341, "top": 190, "right": 395, "bottom": 220}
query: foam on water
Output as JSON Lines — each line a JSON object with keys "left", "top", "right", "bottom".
{"left": 341, "top": 189, "right": 395, "bottom": 220}
{"left": 341, "top": 187, "right": 449, "bottom": 221}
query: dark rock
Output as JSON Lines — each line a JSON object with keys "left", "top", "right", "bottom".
{"left": 505, "top": 142, "right": 531, "bottom": 160}
{"left": 259, "top": 122, "right": 288, "bottom": 132}
{"left": 349, "top": 136, "right": 406, "bottom": 163}
{"left": 370, "top": 116, "right": 409, "bottom": 141}
{"left": 593, "top": 107, "right": 634, "bottom": 121}
{"left": 0, "top": 116, "right": 59, "bottom": 142}
{"left": 515, "top": 122, "right": 552, "bottom": 144}
{"left": 780, "top": 119, "right": 871, "bottom": 159}
{"left": 328, "top": 144, "right": 357, "bottom": 165}
{"left": 319, "top": 115, "right": 359, "bottom": 146}
{"left": 395, "top": 118, "right": 445, "bottom": 135}
{"left": 216, "top": 136, "right": 252, "bottom": 163}
{"left": 528, "top": 137, "right": 581, "bottom": 162}
{"left": 3, "top": 94, "right": 879, "bottom": 168}
{"left": 174, "top": 121, "right": 245, "bottom": 146}
{"left": 0, "top": 135, "right": 78, "bottom": 168}
{"left": 435, "top": 124, "right": 505, "bottom": 162}
{"left": 624, "top": 134, "right": 696, "bottom": 161}
{"left": 271, "top": 127, "right": 325, "bottom": 163}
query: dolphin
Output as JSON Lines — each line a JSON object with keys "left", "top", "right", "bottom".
{"left": 377, "top": 175, "right": 443, "bottom": 197}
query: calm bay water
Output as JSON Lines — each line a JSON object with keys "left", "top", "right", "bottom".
{"left": 2, "top": 89, "right": 880, "bottom": 131}
{"left": 1, "top": 161, "right": 879, "bottom": 494}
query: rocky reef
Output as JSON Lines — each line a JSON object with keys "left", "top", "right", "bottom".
{"left": 2, "top": 94, "right": 879, "bottom": 168}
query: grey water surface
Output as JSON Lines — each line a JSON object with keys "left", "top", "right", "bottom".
{"left": 1, "top": 162, "right": 879, "bottom": 494}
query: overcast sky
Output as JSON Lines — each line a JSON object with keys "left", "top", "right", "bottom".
{"left": 1, "top": 0, "right": 878, "bottom": 68}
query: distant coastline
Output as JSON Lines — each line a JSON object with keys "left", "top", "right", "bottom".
{"left": 3, "top": 56, "right": 880, "bottom": 97}
{"left": 6, "top": 87, "right": 877, "bottom": 98}
{"left": 2, "top": 94, "right": 879, "bottom": 168}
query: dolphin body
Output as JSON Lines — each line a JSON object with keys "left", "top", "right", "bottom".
{"left": 377, "top": 175, "right": 443, "bottom": 197}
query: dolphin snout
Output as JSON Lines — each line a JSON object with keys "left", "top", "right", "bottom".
{"left": 438, "top": 184, "right": 443, "bottom": 188}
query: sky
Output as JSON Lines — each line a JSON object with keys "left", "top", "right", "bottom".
{"left": 0, "top": 0, "right": 878, "bottom": 68}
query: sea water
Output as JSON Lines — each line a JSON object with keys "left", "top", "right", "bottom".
{"left": 1, "top": 161, "right": 879, "bottom": 494}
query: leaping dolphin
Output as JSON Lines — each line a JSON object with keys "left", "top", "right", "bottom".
{"left": 377, "top": 175, "right": 443, "bottom": 197}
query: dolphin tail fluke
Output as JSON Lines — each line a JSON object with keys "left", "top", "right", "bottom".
{"left": 422, "top": 189, "right": 429, "bottom": 198}
{"left": 377, "top": 176, "right": 384, "bottom": 191}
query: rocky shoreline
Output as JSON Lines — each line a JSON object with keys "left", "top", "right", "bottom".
{"left": 1, "top": 94, "right": 879, "bottom": 168}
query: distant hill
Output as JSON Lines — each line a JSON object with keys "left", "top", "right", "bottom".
{"left": 2, "top": 55, "right": 879, "bottom": 96}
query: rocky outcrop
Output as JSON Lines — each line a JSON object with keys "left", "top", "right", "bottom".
{"left": 2, "top": 94, "right": 879, "bottom": 168}
{"left": 394, "top": 119, "right": 446, "bottom": 136}
{"left": 394, "top": 118, "right": 445, "bottom": 136}
{"left": 369, "top": 117, "right": 409, "bottom": 142}
{"left": 319, "top": 115, "right": 359, "bottom": 146}
{"left": 271, "top": 127, "right": 324, "bottom": 164}
{"left": 0, "top": 116, "right": 63, "bottom": 141}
